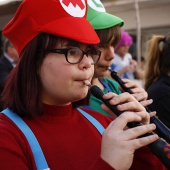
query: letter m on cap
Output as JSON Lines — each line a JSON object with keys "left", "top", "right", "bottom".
{"left": 62, "top": 0, "right": 85, "bottom": 9}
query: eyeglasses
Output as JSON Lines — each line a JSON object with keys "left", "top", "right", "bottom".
{"left": 44, "top": 47, "right": 101, "bottom": 64}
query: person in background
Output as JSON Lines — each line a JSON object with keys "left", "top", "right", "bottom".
{"left": 86, "top": 0, "right": 166, "bottom": 169}
{"left": 145, "top": 33, "right": 170, "bottom": 129}
{"left": 0, "top": 38, "right": 19, "bottom": 111}
{"left": 111, "top": 30, "right": 137, "bottom": 79}
{"left": 0, "top": 0, "right": 160, "bottom": 170}
{"left": 132, "top": 56, "right": 146, "bottom": 87}
{"left": 133, "top": 56, "right": 146, "bottom": 80}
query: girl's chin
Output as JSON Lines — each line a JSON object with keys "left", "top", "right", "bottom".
{"left": 96, "top": 72, "right": 105, "bottom": 78}
{"left": 76, "top": 91, "right": 88, "bottom": 100}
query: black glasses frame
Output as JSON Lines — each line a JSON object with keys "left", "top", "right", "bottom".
{"left": 44, "top": 47, "right": 101, "bottom": 64}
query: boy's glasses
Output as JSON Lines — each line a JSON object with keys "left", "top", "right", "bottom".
{"left": 44, "top": 47, "right": 101, "bottom": 64}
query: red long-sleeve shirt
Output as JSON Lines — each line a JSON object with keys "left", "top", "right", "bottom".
{"left": 0, "top": 104, "right": 167, "bottom": 170}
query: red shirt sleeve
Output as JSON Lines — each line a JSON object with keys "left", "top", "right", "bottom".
{"left": 87, "top": 156, "right": 115, "bottom": 170}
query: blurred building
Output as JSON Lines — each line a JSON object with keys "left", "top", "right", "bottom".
{"left": 102, "top": 0, "right": 170, "bottom": 57}
{"left": 0, "top": 0, "right": 22, "bottom": 56}
{"left": 0, "top": 0, "right": 170, "bottom": 57}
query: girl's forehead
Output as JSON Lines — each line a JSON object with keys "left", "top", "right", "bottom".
{"left": 59, "top": 39, "right": 90, "bottom": 48}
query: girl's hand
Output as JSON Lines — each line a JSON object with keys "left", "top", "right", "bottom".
{"left": 120, "top": 79, "right": 153, "bottom": 108}
{"left": 121, "top": 78, "right": 147, "bottom": 101}
{"left": 101, "top": 111, "right": 158, "bottom": 170}
{"left": 101, "top": 91, "right": 149, "bottom": 124}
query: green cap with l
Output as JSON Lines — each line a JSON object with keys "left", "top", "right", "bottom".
{"left": 87, "top": 0, "right": 124, "bottom": 30}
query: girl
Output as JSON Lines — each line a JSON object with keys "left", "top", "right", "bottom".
{"left": 0, "top": 0, "right": 158, "bottom": 169}
{"left": 86, "top": 1, "right": 166, "bottom": 169}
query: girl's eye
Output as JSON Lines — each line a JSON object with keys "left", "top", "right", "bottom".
{"left": 99, "top": 44, "right": 108, "bottom": 49}
{"left": 69, "top": 50, "right": 76, "bottom": 55}
{"left": 98, "top": 47, "right": 104, "bottom": 51}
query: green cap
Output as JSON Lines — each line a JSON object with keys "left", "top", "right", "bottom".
{"left": 87, "top": 0, "right": 124, "bottom": 30}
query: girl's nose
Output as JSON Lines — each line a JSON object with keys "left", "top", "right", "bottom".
{"left": 106, "top": 46, "right": 114, "bottom": 60}
{"left": 78, "top": 54, "right": 92, "bottom": 69}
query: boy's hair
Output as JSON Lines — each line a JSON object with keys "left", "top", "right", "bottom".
{"left": 1, "top": 33, "right": 93, "bottom": 117}
{"left": 95, "top": 25, "right": 121, "bottom": 48}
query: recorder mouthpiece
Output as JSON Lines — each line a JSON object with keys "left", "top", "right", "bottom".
{"left": 83, "top": 80, "right": 91, "bottom": 87}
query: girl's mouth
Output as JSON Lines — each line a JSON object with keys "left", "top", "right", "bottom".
{"left": 99, "top": 66, "right": 109, "bottom": 71}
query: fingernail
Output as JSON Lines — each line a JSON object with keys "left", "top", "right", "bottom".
{"left": 103, "top": 93, "right": 108, "bottom": 97}
{"left": 110, "top": 99, "right": 116, "bottom": 104}
{"left": 117, "top": 105, "right": 123, "bottom": 110}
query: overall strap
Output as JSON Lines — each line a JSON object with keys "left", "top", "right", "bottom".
{"left": 2, "top": 108, "right": 50, "bottom": 170}
{"left": 99, "top": 78, "right": 112, "bottom": 92}
{"left": 77, "top": 108, "right": 105, "bottom": 135}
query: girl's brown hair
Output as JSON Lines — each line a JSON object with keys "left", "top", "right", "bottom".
{"left": 95, "top": 25, "right": 121, "bottom": 48}
{"left": 1, "top": 33, "right": 95, "bottom": 117}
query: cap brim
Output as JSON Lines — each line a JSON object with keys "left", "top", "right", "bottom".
{"left": 89, "top": 12, "right": 124, "bottom": 30}
{"left": 39, "top": 17, "right": 100, "bottom": 45}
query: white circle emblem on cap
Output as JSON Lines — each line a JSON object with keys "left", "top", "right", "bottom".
{"left": 59, "top": 0, "right": 86, "bottom": 17}
{"left": 87, "top": 0, "right": 105, "bottom": 12}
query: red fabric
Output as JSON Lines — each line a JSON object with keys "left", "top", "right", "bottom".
{"left": 132, "top": 147, "right": 167, "bottom": 170}
{"left": 3, "top": 0, "right": 99, "bottom": 55}
{"left": 0, "top": 104, "right": 113, "bottom": 170}
{"left": 0, "top": 104, "right": 167, "bottom": 170}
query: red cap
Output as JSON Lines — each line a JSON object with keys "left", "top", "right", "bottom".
{"left": 3, "top": 0, "right": 100, "bottom": 55}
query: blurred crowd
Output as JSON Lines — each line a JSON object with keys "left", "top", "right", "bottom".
{"left": 0, "top": 38, "right": 19, "bottom": 111}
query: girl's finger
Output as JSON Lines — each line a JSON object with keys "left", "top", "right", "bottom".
{"left": 121, "top": 124, "right": 157, "bottom": 141}
{"left": 139, "top": 99, "right": 153, "bottom": 107}
{"left": 106, "top": 112, "right": 143, "bottom": 132}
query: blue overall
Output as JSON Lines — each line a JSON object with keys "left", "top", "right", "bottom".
{"left": 1, "top": 108, "right": 105, "bottom": 170}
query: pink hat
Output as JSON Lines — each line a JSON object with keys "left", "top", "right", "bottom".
{"left": 115, "top": 30, "right": 133, "bottom": 51}
{"left": 3, "top": 0, "right": 100, "bottom": 55}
